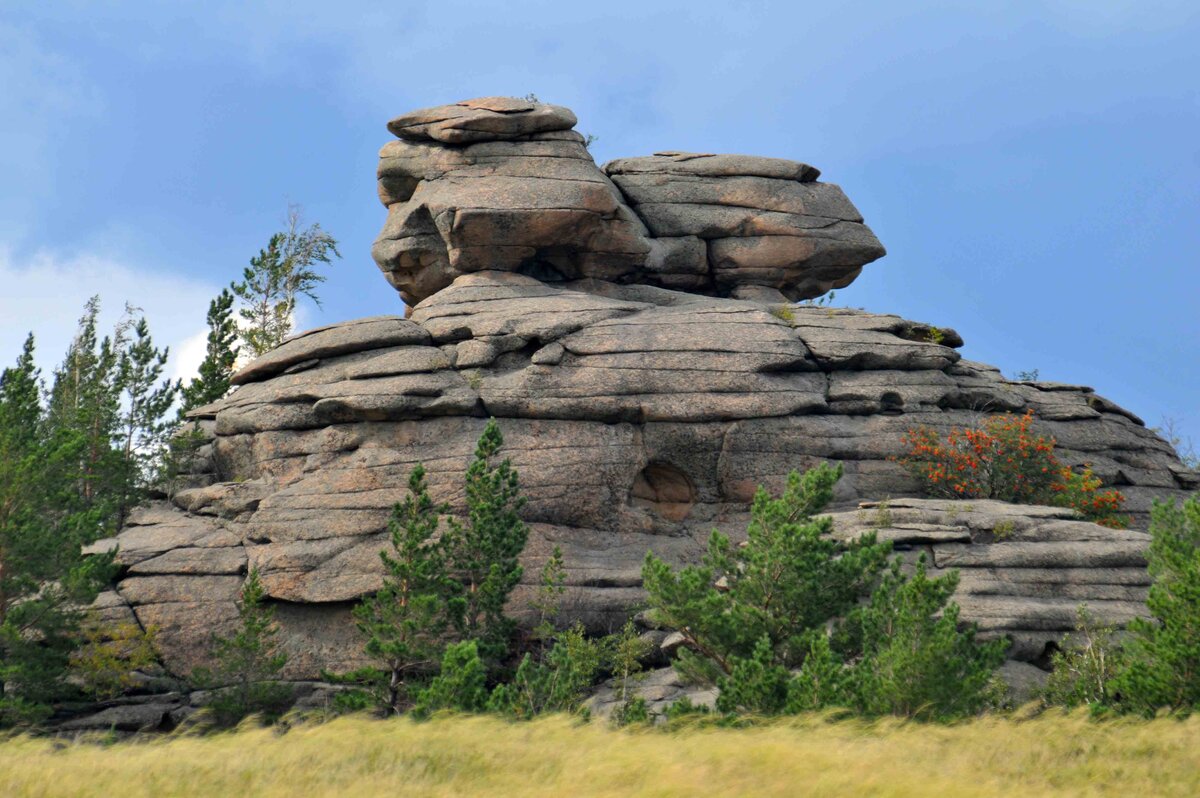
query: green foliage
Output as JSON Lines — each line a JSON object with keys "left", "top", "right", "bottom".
{"left": 488, "top": 624, "right": 604, "bottom": 719}
{"left": 339, "top": 419, "right": 528, "bottom": 714}
{"left": 642, "top": 463, "right": 890, "bottom": 677}
{"left": 645, "top": 464, "right": 1003, "bottom": 721}
{"left": 1112, "top": 496, "right": 1200, "bottom": 715}
{"left": 339, "top": 464, "right": 458, "bottom": 714}
{"left": 1042, "top": 606, "right": 1122, "bottom": 709}
{"left": 612, "top": 696, "right": 650, "bottom": 726}
{"left": 441, "top": 419, "right": 529, "bottom": 662}
{"left": 70, "top": 618, "right": 159, "bottom": 701}
{"left": 842, "top": 557, "right": 1007, "bottom": 720}
{"left": 925, "top": 326, "right": 946, "bottom": 345}
{"left": 800, "top": 290, "right": 836, "bottom": 307}
{"left": 768, "top": 305, "right": 796, "bottom": 324}
{"left": 413, "top": 641, "right": 489, "bottom": 717}
{"left": 231, "top": 206, "right": 341, "bottom": 357}
{"left": 531, "top": 545, "right": 566, "bottom": 647}
{"left": 0, "top": 331, "right": 114, "bottom": 726}
{"left": 192, "top": 569, "right": 291, "bottom": 726}
{"left": 179, "top": 289, "right": 239, "bottom": 414}
{"left": 663, "top": 695, "right": 711, "bottom": 722}
{"left": 114, "top": 316, "right": 180, "bottom": 518}
{"left": 717, "top": 635, "right": 791, "bottom": 715}
{"left": 784, "top": 632, "right": 848, "bottom": 713}
{"left": 608, "top": 620, "right": 648, "bottom": 704}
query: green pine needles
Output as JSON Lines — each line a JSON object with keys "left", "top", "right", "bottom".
{"left": 332, "top": 419, "right": 529, "bottom": 715}
{"left": 644, "top": 462, "right": 1007, "bottom": 721}
{"left": 192, "top": 568, "right": 291, "bottom": 727}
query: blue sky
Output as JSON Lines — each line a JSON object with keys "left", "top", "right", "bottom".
{"left": 1, "top": 1, "right": 1197, "bottom": 449}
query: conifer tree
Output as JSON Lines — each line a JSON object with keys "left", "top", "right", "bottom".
{"left": 338, "top": 464, "right": 459, "bottom": 714}
{"left": 179, "top": 288, "right": 239, "bottom": 414}
{"left": 193, "top": 568, "right": 290, "bottom": 726}
{"left": 0, "top": 335, "right": 112, "bottom": 726}
{"left": 46, "top": 298, "right": 125, "bottom": 530}
{"left": 337, "top": 420, "right": 529, "bottom": 714}
{"left": 642, "top": 463, "right": 891, "bottom": 683}
{"left": 442, "top": 419, "right": 529, "bottom": 662}
{"left": 1112, "top": 496, "right": 1200, "bottom": 715}
{"left": 841, "top": 556, "right": 1006, "bottom": 720}
{"left": 115, "top": 316, "right": 179, "bottom": 522}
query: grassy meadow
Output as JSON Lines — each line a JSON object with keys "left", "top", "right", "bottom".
{"left": 2, "top": 712, "right": 1199, "bottom": 797}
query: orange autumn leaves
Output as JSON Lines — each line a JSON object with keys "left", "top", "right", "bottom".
{"left": 898, "top": 410, "right": 1128, "bottom": 528}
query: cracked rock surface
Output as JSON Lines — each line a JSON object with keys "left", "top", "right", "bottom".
{"left": 372, "top": 98, "right": 885, "bottom": 305}
{"left": 91, "top": 273, "right": 1195, "bottom": 679}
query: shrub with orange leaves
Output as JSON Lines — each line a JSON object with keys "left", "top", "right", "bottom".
{"left": 898, "top": 410, "right": 1129, "bottom": 528}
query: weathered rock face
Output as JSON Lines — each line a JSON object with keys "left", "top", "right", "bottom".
{"left": 372, "top": 98, "right": 884, "bottom": 305}
{"left": 604, "top": 152, "right": 885, "bottom": 300}
{"left": 88, "top": 99, "right": 1196, "bottom": 688}
{"left": 92, "top": 271, "right": 1195, "bottom": 681}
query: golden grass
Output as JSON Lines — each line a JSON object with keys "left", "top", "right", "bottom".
{"left": 2, "top": 711, "right": 1199, "bottom": 797}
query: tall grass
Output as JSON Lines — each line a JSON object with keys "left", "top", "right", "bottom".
{"left": 3, "top": 712, "right": 1199, "bottom": 797}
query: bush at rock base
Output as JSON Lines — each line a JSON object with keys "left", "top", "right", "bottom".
{"left": 645, "top": 462, "right": 1005, "bottom": 721}
{"left": 898, "top": 410, "right": 1129, "bottom": 527}
{"left": 1111, "top": 496, "right": 1200, "bottom": 715}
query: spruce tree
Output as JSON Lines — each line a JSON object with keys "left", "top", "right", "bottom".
{"left": 179, "top": 288, "right": 239, "bottom": 414}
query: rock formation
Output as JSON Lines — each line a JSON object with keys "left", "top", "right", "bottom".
{"left": 88, "top": 98, "right": 1196, "bottom": 698}
{"left": 372, "top": 97, "right": 884, "bottom": 305}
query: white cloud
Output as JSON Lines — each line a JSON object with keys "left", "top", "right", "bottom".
{"left": 0, "top": 245, "right": 219, "bottom": 388}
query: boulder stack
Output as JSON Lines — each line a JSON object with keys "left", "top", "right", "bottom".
{"left": 90, "top": 99, "right": 1196, "bottom": 687}
{"left": 372, "top": 97, "right": 885, "bottom": 305}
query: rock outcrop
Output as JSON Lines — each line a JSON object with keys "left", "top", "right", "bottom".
{"left": 372, "top": 98, "right": 884, "bottom": 305}
{"left": 87, "top": 98, "right": 1196, "bottom": 691}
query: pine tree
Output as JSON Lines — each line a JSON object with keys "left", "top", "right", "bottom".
{"left": 531, "top": 545, "right": 567, "bottom": 647}
{"left": 413, "top": 640, "right": 489, "bottom": 717}
{"left": 841, "top": 556, "right": 1007, "bottom": 720}
{"left": 0, "top": 335, "right": 113, "bottom": 726}
{"left": 193, "top": 568, "right": 291, "bottom": 726}
{"left": 1112, "top": 496, "right": 1200, "bottom": 715}
{"left": 337, "top": 420, "right": 529, "bottom": 714}
{"left": 486, "top": 624, "right": 605, "bottom": 719}
{"left": 115, "top": 316, "right": 180, "bottom": 522}
{"left": 642, "top": 463, "right": 891, "bottom": 683}
{"left": 441, "top": 419, "right": 529, "bottom": 662}
{"left": 231, "top": 206, "right": 340, "bottom": 357}
{"left": 46, "top": 298, "right": 125, "bottom": 532}
{"left": 338, "top": 464, "right": 459, "bottom": 714}
{"left": 179, "top": 289, "right": 239, "bottom": 414}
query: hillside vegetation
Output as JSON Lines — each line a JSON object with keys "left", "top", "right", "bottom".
{"left": 3, "top": 713, "right": 1200, "bottom": 797}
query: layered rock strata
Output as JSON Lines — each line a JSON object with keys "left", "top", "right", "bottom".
{"left": 90, "top": 272, "right": 1195, "bottom": 681}
{"left": 372, "top": 98, "right": 885, "bottom": 305}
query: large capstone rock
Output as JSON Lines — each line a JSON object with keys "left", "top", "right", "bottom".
{"left": 371, "top": 98, "right": 885, "bottom": 306}
{"left": 604, "top": 152, "right": 886, "bottom": 300}
{"left": 373, "top": 100, "right": 651, "bottom": 306}
{"left": 95, "top": 273, "right": 1195, "bottom": 680}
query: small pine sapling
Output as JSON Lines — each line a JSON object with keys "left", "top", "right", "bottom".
{"left": 193, "top": 568, "right": 291, "bottom": 726}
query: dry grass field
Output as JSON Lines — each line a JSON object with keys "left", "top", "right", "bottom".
{"left": 2, "top": 711, "right": 1198, "bottom": 797}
